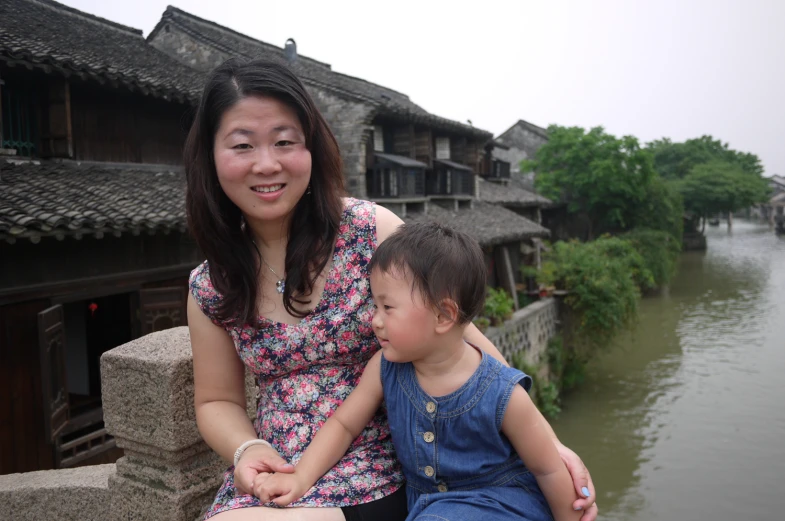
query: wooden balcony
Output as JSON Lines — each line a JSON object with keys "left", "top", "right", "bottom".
{"left": 366, "top": 153, "right": 427, "bottom": 199}
{"left": 427, "top": 159, "right": 474, "bottom": 197}
{"left": 486, "top": 159, "right": 511, "bottom": 180}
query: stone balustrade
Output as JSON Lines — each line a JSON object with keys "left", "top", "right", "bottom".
{"left": 102, "top": 327, "right": 225, "bottom": 521}
{"left": 0, "top": 299, "right": 558, "bottom": 521}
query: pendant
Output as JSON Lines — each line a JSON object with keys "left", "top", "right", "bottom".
{"left": 276, "top": 279, "right": 285, "bottom": 294}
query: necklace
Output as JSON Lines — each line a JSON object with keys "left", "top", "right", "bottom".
{"left": 262, "top": 258, "right": 285, "bottom": 294}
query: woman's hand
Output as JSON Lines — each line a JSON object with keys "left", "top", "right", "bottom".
{"left": 233, "top": 444, "right": 295, "bottom": 496}
{"left": 555, "top": 442, "right": 598, "bottom": 521}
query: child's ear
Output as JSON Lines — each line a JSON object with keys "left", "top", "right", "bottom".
{"left": 434, "top": 299, "right": 460, "bottom": 333}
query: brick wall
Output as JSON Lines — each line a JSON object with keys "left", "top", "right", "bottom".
{"left": 307, "top": 88, "right": 375, "bottom": 197}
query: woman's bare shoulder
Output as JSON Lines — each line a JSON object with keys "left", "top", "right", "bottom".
{"left": 374, "top": 204, "right": 404, "bottom": 244}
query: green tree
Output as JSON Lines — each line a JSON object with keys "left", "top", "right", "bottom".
{"left": 648, "top": 135, "right": 765, "bottom": 180}
{"left": 526, "top": 126, "right": 666, "bottom": 240}
{"left": 629, "top": 176, "right": 684, "bottom": 241}
{"left": 678, "top": 160, "right": 771, "bottom": 230}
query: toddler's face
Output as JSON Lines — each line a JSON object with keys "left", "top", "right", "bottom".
{"left": 369, "top": 268, "right": 438, "bottom": 363}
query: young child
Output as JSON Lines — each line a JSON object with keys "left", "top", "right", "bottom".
{"left": 254, "top": 222, "right": 580, "bottom": 521}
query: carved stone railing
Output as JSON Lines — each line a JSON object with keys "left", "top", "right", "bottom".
{"left": 101, "top": 327, "right": 225, "bottom": 521}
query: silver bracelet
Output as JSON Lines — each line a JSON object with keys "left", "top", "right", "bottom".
{"left": 233, "top": 439, "right": 273, "bottom": 467}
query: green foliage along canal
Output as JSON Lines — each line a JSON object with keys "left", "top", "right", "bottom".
{"left": 552, "top": 220, "right": 785, "bottom": 520}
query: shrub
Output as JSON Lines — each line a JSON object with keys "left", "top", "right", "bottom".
{"left": 620, "top": 228, "right": 681, "bottom": 289}
{"left": 482, "top": 287, "right": 515, "bottom": 326}
{"left": 539, "top": 237, "right": 640, "bottom": 350}
{"left": 511, "top": 351, "right": 561, "bottom": 419}
{"left": 546, "top": 334, "right": 585, "bottom": 394}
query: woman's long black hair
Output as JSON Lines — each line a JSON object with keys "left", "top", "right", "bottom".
{"left": 184, "top": 58, "right": 345, "bottom": 324}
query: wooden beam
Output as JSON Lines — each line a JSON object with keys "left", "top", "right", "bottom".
{"left": 494, "top": 246, "right": 520, "bottom": 310}
{"left": 0, "top": 262, "right": 196, "bottom": 306}
{"left": 0, "top": 71, "right": 4, "bottom": 146}
{"left": 43, "top": 78, "right": 73, "bottom": 158}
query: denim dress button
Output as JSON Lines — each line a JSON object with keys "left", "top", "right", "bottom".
{"left": 423, "top": 431, "right": 435, "bottom": 443}
{"left": 424, "top": 466, "right": 435, "bottom": 477}
{"left": 437, "top": 483, "right": 448, "bottom": 492}
{"left": 426, "top": 402, "right": 437, "bottom": 413}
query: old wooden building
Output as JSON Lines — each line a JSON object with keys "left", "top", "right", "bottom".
{"left": 0, "top": 0, "right": 203, "bottom": 475}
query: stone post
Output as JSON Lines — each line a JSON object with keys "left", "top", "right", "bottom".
{"left": 101, "top": 327, "right": 224, "bottom": 521}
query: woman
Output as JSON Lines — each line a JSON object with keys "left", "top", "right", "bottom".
{"left": 185, "top": 58, "right": 598, "bottom": 521}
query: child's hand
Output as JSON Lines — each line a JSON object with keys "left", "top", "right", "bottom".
{"left": 253, "top": 472, "right": 311, "bottom": 506}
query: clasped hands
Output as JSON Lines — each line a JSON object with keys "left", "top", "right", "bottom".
{"left": 232, "top": 444, "right": 308, "bottom": 506}
{"left": 252, "top": 471, "right": 310, "bottom": 506}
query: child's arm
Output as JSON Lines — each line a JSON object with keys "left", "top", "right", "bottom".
{"left": 254, "top": 351, "right": 386, "bottom": 505}
{"left": 502, "top": 385, "right": 581, "bottom": 521}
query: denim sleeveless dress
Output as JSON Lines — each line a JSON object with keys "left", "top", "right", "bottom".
{"left": 380, "top": 349, "right": 554, "bottom": 521}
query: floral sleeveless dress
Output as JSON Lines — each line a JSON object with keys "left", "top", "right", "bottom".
{"left": 189, "top": 198, "right": 404, "bottom": 518}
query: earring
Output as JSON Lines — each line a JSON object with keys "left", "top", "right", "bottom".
{"left": 307, "top": 183, "right": 312, "bottom": 195}
{"left": 240, "top": 215, "right": 247, "bottom": 232}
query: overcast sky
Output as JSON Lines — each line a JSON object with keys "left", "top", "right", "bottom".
{"left": 61, "top": 0, "right": 785, "bottom": 176}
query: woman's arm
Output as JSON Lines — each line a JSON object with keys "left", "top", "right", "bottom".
{"left": 188, "top": 294, "right": 293, "bottom": 493}
{"left": 255, "top": 352, "right": 386, "bottom": 505}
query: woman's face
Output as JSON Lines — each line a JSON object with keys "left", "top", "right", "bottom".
{"left": 213, "top": 95, "right": 312, "bottom": 228}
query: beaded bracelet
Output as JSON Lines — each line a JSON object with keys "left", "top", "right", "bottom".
{"left": 233, "top": 439, "right": 273, "bottom": 467}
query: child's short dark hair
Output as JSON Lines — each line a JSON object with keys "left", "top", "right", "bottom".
{"left": 369, "top": 221, "right": 487, "bottom": 324}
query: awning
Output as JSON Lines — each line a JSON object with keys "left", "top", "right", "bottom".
{"left": 433, "top": 159, "right": 472, "bottom": 171}
{"left": 375, "top": 153, "right": 427, "bottom": 168}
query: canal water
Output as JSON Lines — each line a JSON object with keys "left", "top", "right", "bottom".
{"left": 552, "top": 220, "right": 785, "bottom": 521}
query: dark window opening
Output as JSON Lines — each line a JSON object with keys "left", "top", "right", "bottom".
{"left": 1, "top": 77, "right": 39, "bottom": 156}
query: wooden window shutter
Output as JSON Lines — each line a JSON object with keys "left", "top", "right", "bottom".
{"left": 38, "top": 305, "right": 70, "bottom": 442}
{"left": 139, "top": 287, "right": 187, "bottom": 335}
{"left": 374, "top": 126, "right": 384, "bottom": 152}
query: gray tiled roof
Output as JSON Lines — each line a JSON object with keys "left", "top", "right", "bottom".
{"left": 0, "top": 160, "right": 185, "bottom": 242}
{"left": 152, "top": 7, "right": 492, "bottom": 139}
{"left": 477, "top": 178, "right": 552, "bottom": 207}
{"left": 0, "top": 0, "right": 203, "bottom": 102}
{"left": 497, "top": 119, "right": 549, "bottom": 144}
{"left": 403, "top": 201, "right": 549, "bottom": 247}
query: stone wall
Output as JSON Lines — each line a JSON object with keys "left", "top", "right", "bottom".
{"left": 682, "top": 232, "right": 708, "bottom": 251}
{"left": 307, "top": 88, "right": 375, "bottom": 197}
{"left": 485, "top": 298, "right": 559, "bottom": 380}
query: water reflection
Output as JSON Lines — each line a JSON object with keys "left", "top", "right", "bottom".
{"left": 552, "top": 221, "right": 785, "bottom": 521}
